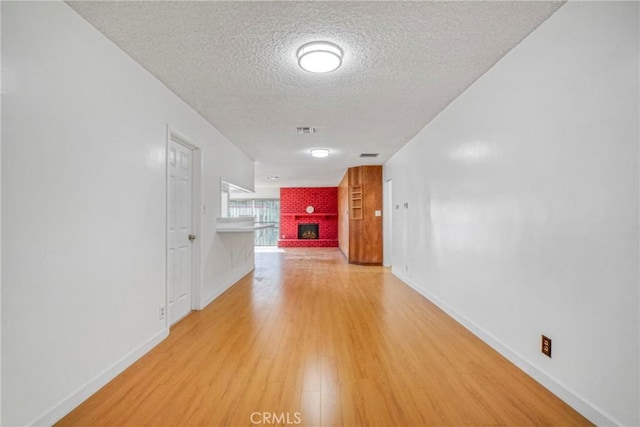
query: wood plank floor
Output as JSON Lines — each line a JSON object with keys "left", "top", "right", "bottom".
{"left": 58, "top": 248, "right": 591, "bottom": 426}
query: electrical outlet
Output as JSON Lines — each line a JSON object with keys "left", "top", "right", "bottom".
{"left": 159, "top": 306, "right": 166, "bottom": 320}
{"left": 541, "top": 335, "right": 552, "bottom": 358}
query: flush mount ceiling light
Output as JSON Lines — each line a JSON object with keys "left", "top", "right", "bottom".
{"left": 297, "top": 42, "right": 343, "bottom": 73}
{"left": 311, "top": 148, "right": 330, "bottom": 158}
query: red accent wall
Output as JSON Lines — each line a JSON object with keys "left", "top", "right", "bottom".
{"left": 279, "top": 187, "right": 338, "bottom": 247}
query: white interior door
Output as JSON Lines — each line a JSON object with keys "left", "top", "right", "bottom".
{"left": 168, "top": 140, "right": 193, "bottom": 325}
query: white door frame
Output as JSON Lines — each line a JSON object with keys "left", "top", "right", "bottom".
{"left": 383, "top": 178, "right": 393, "bottom": 267}
{"left": 166, "top": 125, "right": 202, "bottom": 327}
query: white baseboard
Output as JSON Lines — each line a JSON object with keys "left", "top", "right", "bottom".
{"left": 30, "top": 328, "right": 169, "bottom": 427}
{"left": 393, "top": 270, "right": 619, "bottom": 427}
{"left": 200, "top": 265, "right": 254, "bottom": 310}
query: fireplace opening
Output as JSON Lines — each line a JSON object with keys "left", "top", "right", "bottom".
{"left": 298, "top": 223, "right": 319, "bottom": 239}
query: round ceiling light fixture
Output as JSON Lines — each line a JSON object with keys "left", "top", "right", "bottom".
{"left": 297, "top": 42, "right": 343, "bottom": 73}
{"left": 311, "top": 148, "right": 331, "bottom": 158}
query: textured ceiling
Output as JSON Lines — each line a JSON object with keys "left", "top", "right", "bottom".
{"left": 67, "top": 1, "right": 564, "bottom": 188}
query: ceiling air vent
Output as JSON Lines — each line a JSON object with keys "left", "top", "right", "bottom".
{"left": 297, "top": 127, "right": 316, "bottom": 135}
{"left": 359, "top": 153, "right": 379, "bottom": 158}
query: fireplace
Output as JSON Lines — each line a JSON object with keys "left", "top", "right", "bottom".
{"left": 298, "top": 223, "right": 319, "bottom": 239}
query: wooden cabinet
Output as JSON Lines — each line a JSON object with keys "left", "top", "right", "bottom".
{"left": 338, "top": 165, "right": 383, "bottom": 265}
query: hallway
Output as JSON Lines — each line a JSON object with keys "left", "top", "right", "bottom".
{"left": 58, "top": 248, "right": 589, "bottom": 426}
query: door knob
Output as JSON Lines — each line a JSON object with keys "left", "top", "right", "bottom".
{"left": 188, "top": 234, "right": 196, "bottom": 241}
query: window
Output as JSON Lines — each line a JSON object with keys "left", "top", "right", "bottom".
{"left": 228, "top": 199, "right": 280, "bottom": 246}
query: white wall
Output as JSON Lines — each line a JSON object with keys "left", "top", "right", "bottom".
{"left": 230, "top": 186, "right": 281, "bottom": 200}
{"left": 385, "top": 2, "right": 638, "bottom": 426}
{"left": 1, "top": 2, "right": 254, "bottom": 425}
{"left": 0, "top": 2, "right": 3, "bottom": 422}
{"left": 382, "top": 179, "right": 392, "bottom": 267}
